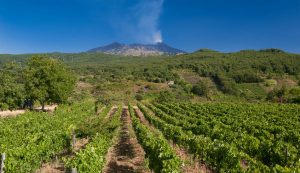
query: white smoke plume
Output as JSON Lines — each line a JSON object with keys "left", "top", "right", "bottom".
{"left": 135, "top": 0, "right": 164, "bottom": 43}
{"left": 153, "top": 31, "right": 163, "bottom": 43}
{"left": 113, "top": 0, "right": 164, "bottom": 44}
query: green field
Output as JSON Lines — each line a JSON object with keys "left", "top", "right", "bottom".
{"left": 0, "top": 50, "right": 300, "bottom": 172}
{"left": 0, "top": 101, "right": 299, "bottom": 172}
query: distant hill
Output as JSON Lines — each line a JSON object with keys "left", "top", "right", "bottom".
{"left": 87, "top": 42, "right": 186, "bottom": 56}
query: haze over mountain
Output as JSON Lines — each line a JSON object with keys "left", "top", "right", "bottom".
{"left": 87, "top": 42, "right": 186, "bottom": 56}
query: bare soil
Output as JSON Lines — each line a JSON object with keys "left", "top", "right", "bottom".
{"left": 103, "top": 107, "right": 150, "bottom": 173}
{"left": 276, "top": 78, "right": 298, "bottom": 88}
{"left": 35, "top": 161, "right": 64, "bottom": 173}
{"left": 133, "top": 106, "right": 212, "bottom": 173}
{"left": 76, "top": 81, "right": 93, "bottom": 90}
{"left": 0, "top": 105, "right": 58, "bottom": 118}
{"left": 0, "top": 110, "right": 25, "bottom": 118}
{"left": 73, "top": 137, "right": 89, "bottom": 152}
{"left": 34, "top": 105, "right": 58, "bottom": 112}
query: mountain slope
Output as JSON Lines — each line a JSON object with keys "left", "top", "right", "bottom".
{"left": 87, "top": 42, "right": 186, "bottom": 56}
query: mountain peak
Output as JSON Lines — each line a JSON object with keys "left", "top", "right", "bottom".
{"left": 87, "top": 42, "right": 186, "bottom": 56}
{"left": 155, "top": 41, "right": 165, "bottom": 45}
{"left": 110, "top": 42, "right": 123, "bottom": 46}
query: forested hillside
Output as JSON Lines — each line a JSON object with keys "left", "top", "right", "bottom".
{"left": 0, "top": 48, "right": 300, "bottom": 109}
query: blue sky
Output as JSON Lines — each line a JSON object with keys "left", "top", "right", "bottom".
{"left": 0, "top": 0, "right": 299, "bottom": 54}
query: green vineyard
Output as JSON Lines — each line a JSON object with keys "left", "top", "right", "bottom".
{"left": 0, "top": 101, "right": 299, "bottom": 172}
{"left": 141, "top": 102, "right": 300, "bottom": 172}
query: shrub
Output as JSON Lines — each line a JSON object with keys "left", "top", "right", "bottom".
{"left": 233, "top": 73, "right": 263, "bottom": 83}
{"left": 264, "top": 79, "right": 277, "bottom": 87}
{"left": 155, "top": 91, "right": 175, "bottom": 103}
{"left": 135, "top": 94, "right": 143, "bottom": 101}
{"left": 267, "top": 87, "right": 287, "bottom": 103}
{"left": 259, "top": 48, "right": 285, "bottom": 53}
{"left": 191, "top": 82, "right": 210, "bottom": 97}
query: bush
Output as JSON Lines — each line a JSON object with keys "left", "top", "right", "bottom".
{"left": 264, "top": 79, "right": 277, "bottom": 87}
{"left": 191, "top": 82, "right": 209, "bottom": 97}
{"left": 288, "top": 97, "right": 300, "bottom": 103}
{"left": 135, "top": 94, "right": 143, "bottom": 101}
{"left": 259, "top": 48, "right": 285, "bottom": 53}
{"left": 0, "top": 103, "right": 9, "bottom": 111}
{"left": 267, "top": 87, "right": 286, "bottom": 103}
{"left": 233, "top": 73, "right": 263, "bottom": 83}
{"left": 97, "top": 97, "right": 111, "bottom": 106}
{"left": 287, "top": 88, "right": 300, "bottom": 103}
{"left": 153, "top": 78, "right": 161, "bottom": 83}
{"left": 155, "top": 91, "right": 175, "bottom": 103}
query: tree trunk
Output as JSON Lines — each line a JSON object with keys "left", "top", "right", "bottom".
{"left": 42, "top": 103, "right": 45, "bottom": 112}
{"left": 30, "top": 100, "right": 34, "bottom": 110}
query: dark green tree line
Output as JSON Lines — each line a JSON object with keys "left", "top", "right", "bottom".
{"left": 0, "top": 56, "right": 75, "bottom": 111}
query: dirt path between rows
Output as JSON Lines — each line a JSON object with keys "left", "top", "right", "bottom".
{"left": 133, "top": 106, "right": 210, "bottom": 173}
{"left": 103, "top": 107, "right": 150, "bottom": 173}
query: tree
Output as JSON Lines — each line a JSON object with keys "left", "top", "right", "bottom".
{"left": 259, "top": 48, "right": 285, "bottom": 53}
{"left": 96, "top": 97, "right": 111, "bottom": 106}
{"left": 287, "top": 88, "right": 300, "bottom": 103}
{"left": 135, "top": 94, "right": 143, "bottom": 101}
{"left": 155, "top": 91, "right": 175, "bottom": 103}
{"left": 276, "top": 87, "right": 286, "bottom": 103}
{"left": 233, "top": 72, "right": 263, "bottom": 83}
{"left": 24, "top": 56, "right": 76, "bottom": 111}
{"left": 0, "top": 62, "right": 24, "bottom": 110}
{"left": 267, "top": 87, "right": 287, "bottom": 103}
{"left": 191, "top": 82, "right": 210, "bottom": 97}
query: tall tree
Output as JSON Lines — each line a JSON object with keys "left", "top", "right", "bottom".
{"left": 24, "top": 56, "right": 76, "bottom": 110}
{"left": 0, "top": 62, "right": 24, "bottom": 110}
